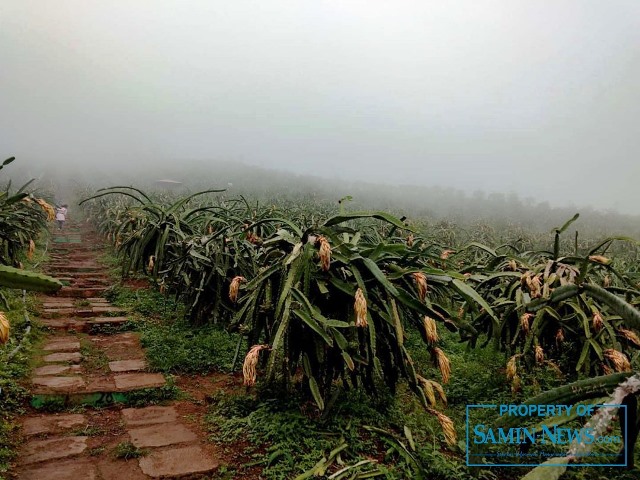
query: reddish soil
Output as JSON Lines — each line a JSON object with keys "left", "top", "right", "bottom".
{"left": 11, "top": 223, "right": 259, "bottom": 479}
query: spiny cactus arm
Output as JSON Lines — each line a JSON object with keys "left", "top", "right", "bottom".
{"left": 0, "top": 265, "right": 63, "bottom": 292}
{"left": 495, "top": 372, "right": 633, "bottom": 429}
{"left": 582, "top": 283, "right": 640, "bottom": 331}
{"left": 0, "top": 156, "right": 15, "bottom": 172}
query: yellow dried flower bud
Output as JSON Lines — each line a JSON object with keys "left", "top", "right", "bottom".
{"left": 354, "top": 288, "right": 368, "bottom": 328}
{"left": 432, "top": 347, "right": 451, "bottom": 384}
{"left": 423, "top": 316, "right": 439, "bottom": 344}
{"left": 229, "top": 276, "right": 246, "bottom": 303}
{"left": 0, "top": 311, "right": 10, "bottom": 344}
{"left": 317, "top": 235, "right": 331, "bottom": 272}
{"left": 242, "top": 344, "right": 270, "bottom": 386}
{"left": 589, "top": 255, "right": 611, "bottom": 265}
{"left": 412, "top": 272, "right": 428, "bottom": 302}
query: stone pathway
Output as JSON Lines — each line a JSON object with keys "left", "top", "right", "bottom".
{"left": 13, "top": 223, "right": 219, "bottom": 479}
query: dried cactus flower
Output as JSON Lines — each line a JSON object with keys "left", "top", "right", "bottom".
{"left": 412, "top": 272, "right": 428, "bottom": 302}
{"left": 440, "top": 249, "right": 454, "bottom": 260}
{"left": 508, "top": 259, "right": 517, "bottom": 271}
{"left": 618, "top": 328, "right": 640, "bottom": 347}
{"left": 589, "top": 255, "right": 611, "bottom": 265}
{"left": 555, "top": 328, "right": 565, "bottom": 344}
{"left": 423, "top": 316, "right": 439, "bottom": 344}
{"left": 246, "top": 232, "right": 262, "bottom": 244}
{"left": 242, "top": 344, "right": 270, "bottom": 386}
{"left": 535, "top": 345, "right": 544, "bottom": 364}
{"left": 431, "top": 380, "right": 447, "bottom": 406}
{"left": 604, "top": 349, "right": 631, "bottom": 372}
{"left": 406, "top": 233, "right": 414, "bottom": 247}
{"left": 592, "top": 311, "right": 604, "bottom": 332}
{"left": 528, "top": 274, "right": 542, "bottom": 298}
{"left": 511, "top": 374, "right": 522, "bottom": 393}
{"left": 317, "top": 235, "right": 331, "bottom": 271}
{"left": 603, "top": 275, "right": 611, "bottom": 288}
{"left": 354, "top": 288, "right": 368, "bottom": 327}
{"left": 27, "top": 239, "right": 35, "bottom": 260}
{"left": 148, "top": 255, "right": 155, "bottom": 271}
{"left": 427, "top": 408, "right": 457, "bottom": 446}
{"left": 0, "top": 311, "right": 10, "bottom": 344}
{"left": 417, "top": 375, "right": 436, "bottom": 406}
{"left": 520, "top": 313, "right": 533, "bottom": 334}
{"left": 417, "top": 375, "right": 448, "bottom": 407}
{"left": 545, "top": 360, "right": 563, "bottom": 376}
{"left": 506, "top": 355, "right": 518, "bottom": 381}
{"left": 229, "top": 276, "right": 246, "bottom": 303}
{"left": 35, "top": 198, "right": 55, "bottom": 221}
{"left": 432, "top": 347, "right": 451, "bottom": 384}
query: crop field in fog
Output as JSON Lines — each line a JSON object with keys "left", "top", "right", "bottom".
{"left": 2, "top": 2, "right": 639, "bottom": 478}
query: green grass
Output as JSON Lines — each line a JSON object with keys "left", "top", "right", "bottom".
{"left": 0, "top": 289, "right": 44, "bottom": 478}
{"left": 205, "top": 387, "right": 488, "bottom": 480}
{"left": 113, "top": 441, "right": 148, "bottom": 460}
{"left": 79, "top": 336, "right": 110, "bottom": 373}
{"left": 106, "top": 284, "right": 241, "bottom": 374}
{"left": 92, "top": 252, "right": 640, "bottom": 479}
{"left": 139, "top": 321, "right": 242, "bottom": 374}
{"left": 125, "top": 380, "right": 181, "bottom": 407}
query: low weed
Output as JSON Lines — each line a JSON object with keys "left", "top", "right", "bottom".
{"left": 113, "top": 441, "right": 148, "bottom": 460}
{"left": 0, "top": 290, "right": 43, "bottom": 475}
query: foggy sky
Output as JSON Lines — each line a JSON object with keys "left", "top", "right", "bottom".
{"left": 1, "top": 1, "right": 639, "bottom": 214}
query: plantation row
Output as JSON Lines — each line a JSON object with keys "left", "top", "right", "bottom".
{"left": 80, "top": 186, "right": 640, "bottom": 445}
{"left": 1, "top": 157, "right": 64, "bottom": 344}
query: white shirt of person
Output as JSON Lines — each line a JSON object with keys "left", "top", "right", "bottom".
{"left": 56, "top": 207, "right": 67, "bottom": 221}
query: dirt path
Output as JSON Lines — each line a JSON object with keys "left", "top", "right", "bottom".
{"left": 12, "top": 223, "right": 222, "bottom": 479}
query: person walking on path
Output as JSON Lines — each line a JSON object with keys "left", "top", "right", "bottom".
{"left": 55, "top": 204, "right": 68, "bottom": 230}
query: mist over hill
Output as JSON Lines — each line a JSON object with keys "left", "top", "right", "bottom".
{"left": 10, "top": 158, "right": 639, "bottom": 240}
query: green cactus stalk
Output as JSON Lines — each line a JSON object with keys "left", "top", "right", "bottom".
{"left": 0, "top": 265, "right": 63, "bottom": 293}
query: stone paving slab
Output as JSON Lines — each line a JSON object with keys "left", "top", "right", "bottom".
{"left": 52, "top": 273, "right": 108, "bottom": 279}
{"left": 47, "top": 263, "right": 99, "bottom": 270}
{"left": 92, "top": 306, "right": 126, "bottom": 315}
{"left": 32, "top": 376, "right": 86, "bottom": 390}
{"left": 40, "top": 296, "right": 75, "bottom": 303}
{"left": 87, "top": 316, "right": 129, "bottom": 326}
{"left": 97, "top": 458, "right": 148, "bottom": 480}
{"left": 58, "top": 287, "right": 108, "bottom": 298}
{"left": 43, "top": 352, "right": 83, "bottom": 363}
{"left": 138, "top": 445, "right": 218, "bottom": 478}
{"left": 33, "top": 364, "right": 82, "bottom": 376}
{"left": 122, "top": 406, "right": 178, "bottom": 427}
{"left": 42, "top": 302, "right": 75, "bottom": 309}
{"left": 92, "top": 334, "right": 144, "bottom": 360}
{"left": 22, "top": 414, "right": 87, "bottom": 436}
{"left": 84, "top": 376, "right": 117, "bottom": 392}
{"left": 114, "top": 373, "right": 165, "bottom": 391}
{"left": 129, "top": 423, "right": 198, "bottom": 448}
{"left": 43, "top": 340, "right": 81, "bottom": 352}
{"left": 109, "top": 359, "right": 146, "bottom": 372}
{"left": 19, "top": 459, "right": 98, "bottom": 480}
{"left": 42, "top": 308, "right": 76, "bottom": 318}
{"left": 21, "top": 436, "right": 88, "bottom": 465}
{"left": 40, "top": 318, "right": 87, "bottom": 331}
